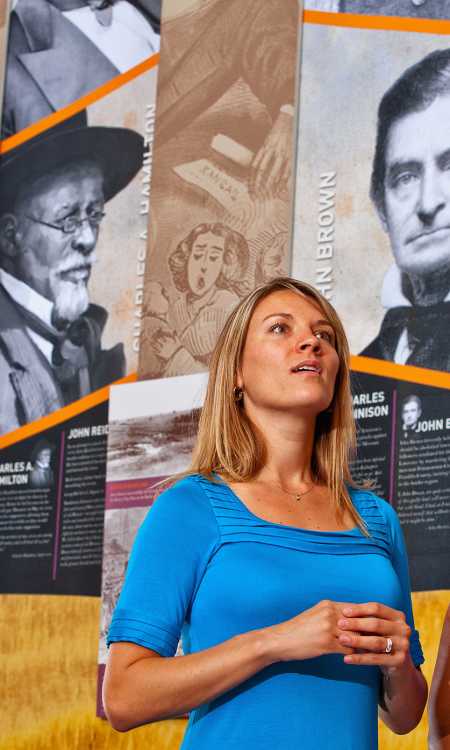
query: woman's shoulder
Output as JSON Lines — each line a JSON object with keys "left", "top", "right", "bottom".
{"left": 143, "top": 474, "right": 221, "bottom": 547}
{"left": 348, "top": 486, "right": 400, "bottom": 535}
{"left": 152, "top": 473, "right": 222, "bottom": 522}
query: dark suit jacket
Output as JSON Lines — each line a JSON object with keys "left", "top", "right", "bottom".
{"left": 2, "top": 0, "right": 160, "bottom": 138}
{"left": 340, "top": 0, "right": 450, "bottom": 18}
{"left": 360, "top": 303, "right": 450, "bottom": 372}
{"left": 0, "top": 284, "right": 124, "bottom": 436}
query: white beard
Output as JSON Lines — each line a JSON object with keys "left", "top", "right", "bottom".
{"left": 52, "top": 280, "right": 90, "bottom": 324}
{"left": 49, "top": 253, "right": 97, "bottom": 325}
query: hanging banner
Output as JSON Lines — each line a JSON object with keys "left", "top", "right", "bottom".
{"left": 97, "top": 373, "right": 206, "bottom": 714}
{"left": 1, "top": 3, "right": 162, "bottom": 748}
{"left": 292, "top": 11, "right": 450, "bottom": 592}
{"left": 137, "top": 0, "right": 301, "bottom": 381}
{"left": 0, "top": 80, "right": 157, "bottom": 594}
{"left": 0, "top": 2, "right": 160, "bottom": 597}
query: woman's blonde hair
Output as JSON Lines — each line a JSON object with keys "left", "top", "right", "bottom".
{"left": 184, "top": 277, "right": 366, "bottom": 533}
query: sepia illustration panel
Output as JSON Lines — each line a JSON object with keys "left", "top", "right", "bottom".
{"left": 138, "top": 0, "right": 301, "bottom": 380}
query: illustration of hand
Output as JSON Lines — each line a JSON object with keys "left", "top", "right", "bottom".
{"left": 249, "top": 110, "right": 293, "bottom": 199}
{"left": 153, "top": 328, "right": 181, "bottom": 362}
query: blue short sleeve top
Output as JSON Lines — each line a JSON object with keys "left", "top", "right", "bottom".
{"left": 108, "top": 474, "right": 424, "bottom": 750}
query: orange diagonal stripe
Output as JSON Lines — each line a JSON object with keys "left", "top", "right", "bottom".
{"left": 304, "top": 9, "right": 450, "bottom": 34}
{"left": 0, "top": 53, "right": 160, "bottom": 155}
{"left": 0, "top": 372, "right": 137, "bottom": 450}
{"left": 350, "top": 355, "right": 450, "bottom": 390}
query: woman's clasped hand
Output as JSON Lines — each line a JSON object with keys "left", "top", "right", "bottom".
{"left": 267, "top": 599, "right": 411, "bottom": 666}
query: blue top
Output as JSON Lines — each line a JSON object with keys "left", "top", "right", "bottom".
{"left": 108, "top": 474, "right": 424, "bottom": 749}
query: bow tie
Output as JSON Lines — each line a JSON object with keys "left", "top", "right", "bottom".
{"left": 51, "top": 314, "right": 102, "bottom": 390}
{"left": 15, "top": 303, "right": 105, "bottom": 402}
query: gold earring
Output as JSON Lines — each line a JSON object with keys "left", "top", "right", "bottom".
{"left": 233, "top": 386, "right": 243, "bottom": 402}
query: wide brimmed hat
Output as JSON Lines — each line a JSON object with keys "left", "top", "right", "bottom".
{"left": 0, "top": 115, "right": 144, "bottom": 212}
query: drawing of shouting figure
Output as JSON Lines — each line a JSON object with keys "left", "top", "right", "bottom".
{"left": 140, "top": 222, "right": 249, "bottom": 379}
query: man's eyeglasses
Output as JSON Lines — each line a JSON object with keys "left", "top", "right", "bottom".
{"left": 24, "top": 210, "right": 106, "bottom": 235}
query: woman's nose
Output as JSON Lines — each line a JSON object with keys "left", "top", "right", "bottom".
{"left": 296, "top": 334, "right": 321, "bottom": 353}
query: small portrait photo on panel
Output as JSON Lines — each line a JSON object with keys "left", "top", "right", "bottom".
{"left": 29, "top": 438, "right": 56, "bottom": 488}
{"left": 0, "top": 112, "right": 144, "bottom": 435}
{"left": 2, "top": 0, "right": 161, "bottom": 138}
{"left": 400, "top": 395, "right": 422, "bottom": 437}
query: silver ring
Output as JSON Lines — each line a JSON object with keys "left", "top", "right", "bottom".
{"left": 385, "top": 637, "right": 393, "bottom": 654}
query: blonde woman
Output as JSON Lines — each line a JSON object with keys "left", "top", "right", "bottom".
{"left": 104, "top": 277, "right": 427, "bottom": 748}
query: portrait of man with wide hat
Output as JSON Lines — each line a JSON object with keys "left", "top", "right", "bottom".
{"left": 0, "top": 113, "right": 144, "bottom": 435}
{"left": 2, "top": 0, "right": 161, "bottom": 138}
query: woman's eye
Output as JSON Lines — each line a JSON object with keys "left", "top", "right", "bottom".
{"left": 315, "top": 330, "right": 333, "bottom": 343}
{"left": 269, "top": 322, "right": 287, "bottom": 334}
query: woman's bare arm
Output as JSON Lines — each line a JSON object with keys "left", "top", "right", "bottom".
{"left": 379, "top": 659, "right": 428, "bottom": 734}
{"left": 104, "top": 630, "right": 271, "bottom": 731}
{"left": 103, "top": 599, "right": 355, "bottom": 732}
{"left": 428, "top": 604, "right": 450, "bottom": 749}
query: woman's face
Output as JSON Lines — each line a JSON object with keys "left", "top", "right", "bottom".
{"left": 237, "top": 290, "right": 340, "bottom": 417}
{"left": 187, "top": 231, "right": 225, "bottom": 297}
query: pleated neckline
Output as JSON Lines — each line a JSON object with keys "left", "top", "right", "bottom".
{"left": 194, "top": 474, "right": 391, "bottom": 558}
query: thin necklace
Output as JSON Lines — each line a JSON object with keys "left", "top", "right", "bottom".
{"left": 264, "top": 479, "right": 315, "bottom": 502}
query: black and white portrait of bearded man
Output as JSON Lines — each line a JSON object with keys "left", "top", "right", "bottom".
{"left": 0, "top": 115, "right": 143, "bottom": 434}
